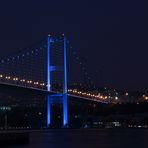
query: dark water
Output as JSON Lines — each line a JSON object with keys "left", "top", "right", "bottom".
{"left": 11, "top": 129, "right": 148, "bottom": 148}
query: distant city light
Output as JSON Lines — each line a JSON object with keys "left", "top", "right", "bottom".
{"left": 115, "top": 96, "right": 118, "bottom": 100}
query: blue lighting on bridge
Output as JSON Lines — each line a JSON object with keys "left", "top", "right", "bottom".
{"left": 63, "top": 94, "right": 68, "bottom": 127}
{"left": 47, "top": 35, "right": 51, "bottom": 92}
{"left": 63, "top": 35, "right": 68, "bottom": 127}
{"left": 63, "top": 35, "right": 67, "bottom": 94}
{"left": 46, "top": 34, "right": 68, "bottom": 128}
{"left": 47, "top": 95, "right": 51, "bottom": 127}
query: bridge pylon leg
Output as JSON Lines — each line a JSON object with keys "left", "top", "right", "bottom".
{"left": 47, "top": 95, "right": 51, "bottom": 128}
{"left": 63, "top": 93, "right": 68, "bottom": 128}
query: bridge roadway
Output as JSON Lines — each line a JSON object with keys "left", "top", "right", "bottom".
{"left": 0, "top": 82, "right": 107, "bottom": 103}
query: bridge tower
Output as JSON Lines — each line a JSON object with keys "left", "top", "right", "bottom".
{"left": 47, "top": 34, "right": 68, "bottom": 128}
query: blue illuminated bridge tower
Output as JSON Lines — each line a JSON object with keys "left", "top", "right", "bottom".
{"left": 47, "top": 34, "right": 68, "bottom": 128}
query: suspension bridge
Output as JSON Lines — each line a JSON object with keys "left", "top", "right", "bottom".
{"left": 0, "top": 34, "right": 108, "bottom": 128}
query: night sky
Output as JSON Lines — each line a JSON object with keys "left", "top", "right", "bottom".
{"left": 0, "top": 0, "right": 147, "bottom": 91}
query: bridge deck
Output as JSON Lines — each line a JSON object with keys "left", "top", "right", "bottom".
{"left": 0, "top": 82, "right": 52, "bottom": 95}
{"left": 0, "top": 82, "right": 107, "bottom": 103}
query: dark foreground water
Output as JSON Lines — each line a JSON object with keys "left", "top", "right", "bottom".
{"left": 11, "top": 129, "right": 148, "bottom": 148}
